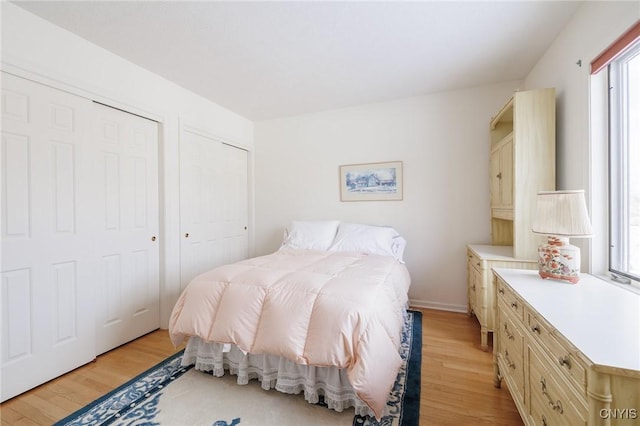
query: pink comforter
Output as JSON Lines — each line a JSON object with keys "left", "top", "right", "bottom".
{"left": 169, "top": 249, "right": 411, "bottom": 419}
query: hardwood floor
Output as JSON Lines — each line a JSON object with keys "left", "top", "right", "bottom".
{"left": 0, "top": 308, "right": 523, "bottom": 425}
{"left": 420, "top": 309, "right": 523, "bottom": 425}
{"left": 0, "top": 332, "right": 185, "bottom": 425}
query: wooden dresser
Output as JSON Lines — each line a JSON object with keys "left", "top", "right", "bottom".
{"left": 467, "top": 244, "right": 537, "bottom": 351}
{"left": 493, "top": 268, "right": 640, "bottom": 425}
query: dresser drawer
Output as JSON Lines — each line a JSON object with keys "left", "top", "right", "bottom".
{"left": 499, "top": 309, "right": 524, "bottom": 358}
{"left": 529, "top": 348, "right": 587, "bottom": 426}
{"left": 497, "top": 279, "right": 524, "bottom": 320}
{"left": 527, "top": 309, "right": 587, "bottom": 397}
{"left": 497, "top": 308, "right": 525, "bottom": 401}
{"left": 467, "top": 249, "right": 483, "bottom": 272}
{"left": 468, "top": 270, "right": 478, "bottom": 313}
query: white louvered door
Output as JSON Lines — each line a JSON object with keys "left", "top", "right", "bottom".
{"left": 1, "top": 73, "right": 96, "bottom": 401}
{"left": 179, "top": 128, "right": 248, "bottom": 292}
{"left": 93, "top": 103, "right": 160, "bottom": 355}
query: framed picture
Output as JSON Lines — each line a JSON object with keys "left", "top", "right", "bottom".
{"left": 339, "top": 161, "right": 403, "bottom": 201}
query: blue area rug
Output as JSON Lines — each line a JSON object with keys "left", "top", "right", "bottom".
{"left": 55, "top": 311, "right": 421, "bottom": 426}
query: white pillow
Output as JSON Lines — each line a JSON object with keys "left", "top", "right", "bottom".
{"left": 280, "top": 220, "right": 340, "bottom": 251}
{"left": 391, "top": 235, "right": 407, "bottom": 263}
{"left": 329, "top": 223, "right": 404, "bottom": 261}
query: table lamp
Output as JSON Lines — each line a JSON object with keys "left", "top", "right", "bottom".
{"left": 532, "top": 190, "right": 592, "bottom": 284}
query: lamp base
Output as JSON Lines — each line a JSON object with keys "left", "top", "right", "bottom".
{"left": 537, "top": 236, "right": 581, "bottom": 284}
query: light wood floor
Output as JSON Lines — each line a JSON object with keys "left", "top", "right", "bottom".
{"left": 0, "top": 308, "right": 523, "bottom": 425}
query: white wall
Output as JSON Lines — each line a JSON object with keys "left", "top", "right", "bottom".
{"left": 254, "top": 81, "right": 521, "bottom": 311}
{"left": 253, "top": 1, "right": 639, "bottom": 310}
{"left": 6, "top": 1, "right": 633, "bottom": 318}
{"left": 1, "top": 3, "right": 255, "bottom": 327}
{"left": 524, "top": 1, "right": 639, "bottom": 274}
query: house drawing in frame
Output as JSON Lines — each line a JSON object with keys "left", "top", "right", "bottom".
{"left": 339, "top": 161, "right": 403, "bottom": 201}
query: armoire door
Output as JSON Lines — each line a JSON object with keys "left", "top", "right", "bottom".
{"left": 93, "top": 103, "right": 160, "bottom": 355}
{"left": 1, "top": 73, "right": 96, "bottom": 401}
{"left": 179, "top": 128, "right": 248, "bottom": 292}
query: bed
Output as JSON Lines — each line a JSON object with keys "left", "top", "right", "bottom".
{"left": 168, "top": 221, "right": 411, "bottom": 420}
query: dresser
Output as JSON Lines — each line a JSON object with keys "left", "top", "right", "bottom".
{"left": 493, "top": 268, "right": 640, "bottom": 425}
{"left": 467, "top": 244, "right": 537, "bottom": 351}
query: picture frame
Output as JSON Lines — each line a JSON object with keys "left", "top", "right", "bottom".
{"left": 339, "top": 161, "right": 403, "bottom": 201}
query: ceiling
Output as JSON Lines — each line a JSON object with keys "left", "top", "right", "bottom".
{"left": 14, "top": 1, "right": 582, "bottom": 121}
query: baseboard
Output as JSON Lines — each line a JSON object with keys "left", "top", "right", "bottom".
{"left": 409, "top": 298, "right": 468, "bottom": 313}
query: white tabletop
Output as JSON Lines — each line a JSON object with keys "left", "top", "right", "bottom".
{"left": 468, "top": 244, "right": 517, "bottom": 260}
{"left": 493, "top": 268, "right": 640, "bottom": 375}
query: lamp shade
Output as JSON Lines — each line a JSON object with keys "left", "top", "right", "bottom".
{"left": 532, "top": 190, "right": 592, "bottom": 237}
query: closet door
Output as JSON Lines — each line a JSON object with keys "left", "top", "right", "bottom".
{"left": 93, "top": 103, "right": 160, "bottom": 355}
{"left": 1, "top": 73, "right": 95, "bottom": 401}
{"left": 179, "top": 128, "right": 248, "bottom": 292}
{"left": 221, "top": 143, "right": 249, "bottom": 265}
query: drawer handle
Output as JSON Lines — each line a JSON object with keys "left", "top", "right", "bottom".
{"left": 530, "top": 324, "right": 541, "bottom": 334}
{"left": 498, "top": 288, "right": 505, "bottom": 295}
{"left": 510, "top": 301, "right": 518, "bottom": 309}
{"left": 541, "top": 414, "right": 548, "bottom": 426}
{"left": 558, "top": 355, "right": 572, "bottom": 370}
{"left": 503, "top": 323, "right": 514, "bottom": 340}
{"left": 471, "top": 284, "right": 476, "bottom": 291}
{"left": 540, "top": 378, "right": 564, "bottom": 414}
{"left": 504, "top": 350, "right": 516, "bottom": 370}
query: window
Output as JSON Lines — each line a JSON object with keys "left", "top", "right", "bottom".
{"left": 609, "top": 39, "right": 640, "bottom": 284}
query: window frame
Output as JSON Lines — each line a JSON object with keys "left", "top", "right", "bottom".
{"left": 608, "top": 39, "right": 640, "bottom": 285}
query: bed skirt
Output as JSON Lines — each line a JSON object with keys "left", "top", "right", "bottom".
{"left": 180, "top": 308, "right": 410, "bottom": 418}
{"left": 181, "top": 337, "right": 376, "bottom": 417}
